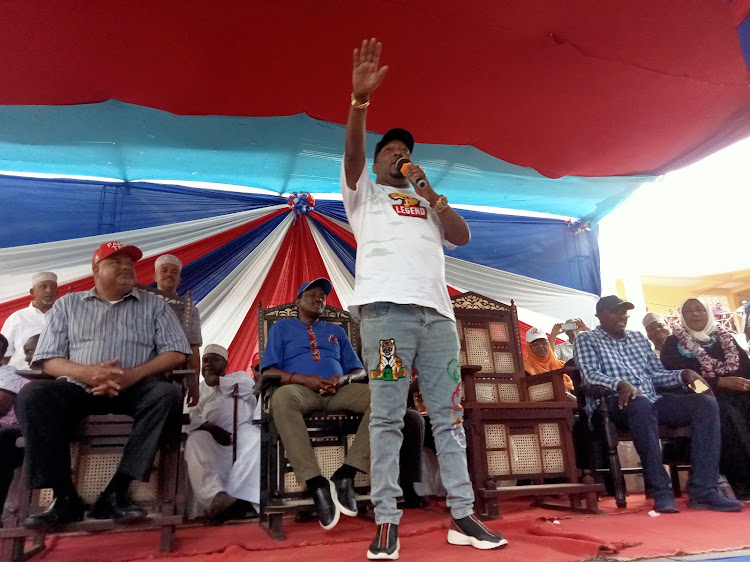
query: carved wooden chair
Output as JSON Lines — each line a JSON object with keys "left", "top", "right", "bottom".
{"left": 0, "top": 285, "right": 196, "bottom": 561}
{"left": 451, "top": 292, "right": 603, "bottom": 518}
{"left": 255, "top": 301, "right": 370, "bottom": 540}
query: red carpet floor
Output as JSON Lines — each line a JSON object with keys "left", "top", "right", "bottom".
{"left": 28, "top": 495, "right": 750, "bottom": 562}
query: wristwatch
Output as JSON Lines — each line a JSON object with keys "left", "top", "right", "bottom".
{"left": 432, "top": 194, "right": 449, "bottom": 213}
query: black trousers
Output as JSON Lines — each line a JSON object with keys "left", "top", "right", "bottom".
{"left": 16, "top": 378, "right": 183, "bottom": 489}
{"left": 0, "top": 425, "right": 24, "bottom": 511}
{"left": 400, "top": 408, "right": 425, "bottom": 485}
{"left": 715, "top": 388, "right": 750, "bottom": 488}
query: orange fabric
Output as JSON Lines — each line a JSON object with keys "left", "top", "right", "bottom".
{"left": 524, "top": 346, "right": 573, "bottom": 391}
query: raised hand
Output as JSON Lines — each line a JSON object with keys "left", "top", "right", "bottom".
{"left": 352, "top": 38, "right": 389, "bottom": 99}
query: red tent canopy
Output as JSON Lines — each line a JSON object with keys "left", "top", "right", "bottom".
{"left": 1, "top": 1, "right": 749, "bottom": 178}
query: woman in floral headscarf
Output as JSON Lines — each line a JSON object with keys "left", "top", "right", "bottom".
{"left": 661, "top": 298, "right": 750, "bottom": 499}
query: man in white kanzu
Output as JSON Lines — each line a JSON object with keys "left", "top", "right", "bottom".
{"left": 342, "top": 38, "right": 507, "bottom": 560}
{"left": 1, "top": 272, "right": 58, "bottom": 369}
{"left": 185, "top": 344, "right": 259, "bottom": 522}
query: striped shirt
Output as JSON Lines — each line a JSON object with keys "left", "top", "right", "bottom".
{"left": 573, "top": 326, "right": 684, "bottom": 416}
{"left": 33, "top": 287, "right": 191, "bottom": 373}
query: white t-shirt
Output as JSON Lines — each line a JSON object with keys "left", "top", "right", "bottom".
{"left": 1, "top": 303, "right": 48, "bottom": 369}
{"left": 554, "top": 341, "right": 575, "bottom": 363}
{"left": 341, "top": 160, "right": 456, "bottom": 321}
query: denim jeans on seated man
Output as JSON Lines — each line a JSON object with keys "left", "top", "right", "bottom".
{"left": 603, "top": 393, "right": 721, "bottom": 508}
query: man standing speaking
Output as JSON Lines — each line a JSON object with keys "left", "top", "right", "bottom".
{"left": 341, "top": 38, "right": 507, "bottom": 559}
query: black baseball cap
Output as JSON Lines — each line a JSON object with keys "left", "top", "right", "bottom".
{"left": 296, "top": 278, "right": 333, "bottom": 298}
{"left": 374, "top": 128, "right": 414, "bottom": 160}
{"left": 596, "top": 295, "right": 635, "bottom": 314}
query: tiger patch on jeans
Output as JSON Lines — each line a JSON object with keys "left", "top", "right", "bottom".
{"left": 370, "top": 338, "right": 406, "bottom": 381}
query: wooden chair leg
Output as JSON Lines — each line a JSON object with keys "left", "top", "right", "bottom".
{"left": 582, "top": 470, "right": 600, "bottom": 513}
{"left": 671, "top": 464, "right": 682, "bottom": 497}
{"left": 159, "top": 526, "right": 175, "bottom": 553}
{"left": 260, "top": 513, "right": 285, "bottom": 541}
{"left": 600, "top": 414, "right": 627, "bottom": 508}
{"left": 483, "top": 499, "right": 500, "bottom": 519}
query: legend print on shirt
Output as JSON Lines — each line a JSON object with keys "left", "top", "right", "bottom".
{"left": 388, "top": 192, "right": 427, "bottom": 219}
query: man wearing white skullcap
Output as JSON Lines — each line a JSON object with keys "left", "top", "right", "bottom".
{"left": 1, "top": 272, "right": 58, "bottom": 369}
{"left": 154, "top": 254, "right": 203, "bottom": 406}
{"left": 184, "top": 344, "right": 260, "bottom": 522}
{"left": 642, "top": 313, "right": 671, "bottom": 357}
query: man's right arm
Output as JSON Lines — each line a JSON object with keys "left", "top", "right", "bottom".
{"left": 343, "top": 38, "right": 388, "bottom": 191}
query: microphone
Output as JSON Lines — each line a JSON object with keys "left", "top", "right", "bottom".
{"left": 396, "top": 157, "right": 427, "bottom": 189}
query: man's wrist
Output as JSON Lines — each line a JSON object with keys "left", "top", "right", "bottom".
{"left": 431, "top": 194, "right": 449, "bottom": 213}
{"left": 351, "top": 92, "right": 369, "bottom": 103}
{"left": 351, "top": 92, "right": 370, "bottom": 109}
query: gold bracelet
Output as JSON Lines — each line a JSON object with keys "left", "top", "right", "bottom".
{"left": 351, "top": 93, "right": 370, "bottom": 109}
{"left": 433, "top": 194, "right": 449, "bottom": 213}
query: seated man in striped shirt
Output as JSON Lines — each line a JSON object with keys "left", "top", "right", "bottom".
{"left": 16, "top": 241, "right": 191, "bottom": 531}
{"left": 574, "top": 295, "right": 743, "bottom": 514}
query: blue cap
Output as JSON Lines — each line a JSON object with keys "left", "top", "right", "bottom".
{"left": 296, "top": 278, "right": 333, "bottom": 298}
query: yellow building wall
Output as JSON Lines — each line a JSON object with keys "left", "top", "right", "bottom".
{"left": 620, "top": 282, "right": 736, "bottom": 317}
{"left": 641, "top": 285, "right": 692, "bottom": 316}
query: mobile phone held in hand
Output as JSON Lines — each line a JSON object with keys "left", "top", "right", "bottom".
{"left": 690, "top": 379, "right": 710, "bottom": 393}
{"left": 561, "top": 321, "right": 577, "bottom": 331}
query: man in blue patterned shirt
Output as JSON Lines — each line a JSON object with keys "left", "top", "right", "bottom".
{"left": 16, "top": 241, "right": 191, "bottom": 531}
{"left": 574, "top": 295, "right": 743, "bottom": 513}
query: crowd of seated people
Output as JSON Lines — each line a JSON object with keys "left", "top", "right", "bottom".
{"left": 523, "top": 297, "right": 750, "bottom": 513}
{"left": 0, "top": 244, "right": 431, "bottom": 535}
{"left": 573, "top": 296, "right": 746, "bottom": 513}
{"left": 4, "top": 237, "right": 750, "bottom": 545}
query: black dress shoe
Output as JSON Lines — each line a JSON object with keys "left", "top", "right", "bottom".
{"left": 311, "top": 479, "right": 340, "bottom": 530}
{"left": 23, "top": 494, "right": 86, "bottom": 532}
{"left": 332, "top": 476, "right": 358, "bottom": 517}
{"left": 89, "top": 490, "right": 147, "bottom": 523}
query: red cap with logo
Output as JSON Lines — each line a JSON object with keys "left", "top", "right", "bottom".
{"left": 92, "top": 241, "right": 143, "bottom": 267}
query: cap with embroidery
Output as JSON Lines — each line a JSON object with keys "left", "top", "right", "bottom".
{"left": 92, "top": 241, "right": 143, "bottom": 267}
{"left": 203, "top": 344, "right": 228, "bottom": 362}
{"left": 526, "top": 327, "right": 547, "bottom": 343}
{"left": 31, "top": 272, "right": 57, "bottom": 286}
{"left": 154, "top": 254, "right": 183, "bottom": 272}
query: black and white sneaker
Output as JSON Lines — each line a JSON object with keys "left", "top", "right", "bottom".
{"left": 367, "top": 522, "right": 400, "bottom": 560}
{"left": 447, "top": 514, "right": 508, "bottom": 550}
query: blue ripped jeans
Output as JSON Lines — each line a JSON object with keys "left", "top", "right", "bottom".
{"left": 361, "top": 302, "right": 475, "bottom": 524}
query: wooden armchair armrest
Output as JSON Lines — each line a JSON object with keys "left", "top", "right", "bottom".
{"left": 15, "top": 369, "right": 54, "bottom": 381}
{"left": 583, "top": 384, "right": 617, "bottom": 399}
{"left": 166, "top": 369, "right": 195, "bottom": 383}
{"left": 253, "top": 373, "right": 281, "bottom": 396}
{"left": 460, "top": 365, "right": 482, "bottom": 381}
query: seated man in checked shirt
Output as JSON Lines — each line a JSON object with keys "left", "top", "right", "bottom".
{"left": 574, "top": 295, "right": 744, "bottom": 514}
